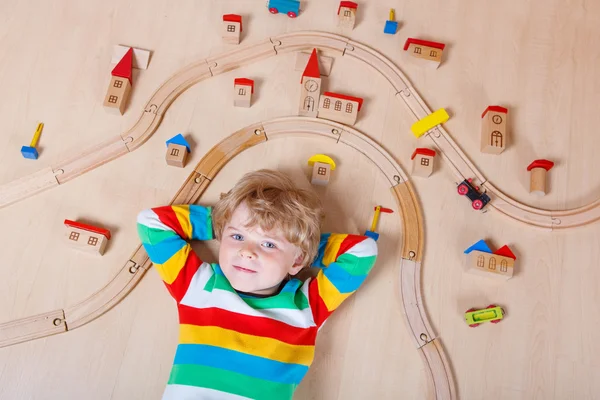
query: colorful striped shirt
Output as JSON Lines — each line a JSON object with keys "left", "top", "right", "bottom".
{"left": 137, "top": 205, "right": 378, "bottom": 400}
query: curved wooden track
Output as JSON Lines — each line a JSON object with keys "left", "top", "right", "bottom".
{"left": 0, "top": 31, "right": 599, "bottom": 230}
{"left": 0, "top": 117, "right": 456, "bottom": 399}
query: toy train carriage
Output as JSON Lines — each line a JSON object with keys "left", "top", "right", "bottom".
{"left": 457, "top": 178, "right": 490, "bottom": 210}
{"left": 464, "top": 305, "right": 505, "bottom": 327}
{"left": 267, "top": 0, "right": 300, "bottom": 18}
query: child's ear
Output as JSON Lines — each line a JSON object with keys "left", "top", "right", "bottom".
{"left": 288, "top": 253, "right": 305, "bottom": 276}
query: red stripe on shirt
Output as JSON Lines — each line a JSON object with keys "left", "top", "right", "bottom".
{"left": 154, "top": 206, "right": 187, "bottom": 239}
{"left": 166, "top": 252, "right": 203, "bottom": 302}
{"left": 335, "top": 235, "right": 366, "bottom": 259}
{"left": 178, "top": 304, "right": 318, "bottom": 346}
{"left": 308, "top": 278, "right": 333, "bottom": 327}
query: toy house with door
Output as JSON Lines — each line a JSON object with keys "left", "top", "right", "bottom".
{"left": 308, "top": 154, "right": 336, "bottom": 186}
{"left": 103, "top": 47, "right": 133, "bottom": 115}
{"left": 298, "top": 48, "right": 321, "bottom": 117}
{"left": 234, "top": 78, "right": 254, "bottom": 108}
{"left": 64, "top": 219, "right": 111, "bottom": 256}
{"left": 337, "top": 1, "right": 357, "bottom": 30}
{"left": 165, "top": 133, "right": 191, "bottom": 168}
{"left": 481, "top": 106, "right": 508, "bottom": 154}
{"left": 222, "top": 14, "right": 242, "bottom": 44}
{"left": 464, "top": 239, "right": 516, "bottom": 280}
{"left": 411, "top": 148, "right": 436, "bottom": 177}
{"left": 317, "top": 92, "right": 363, "bottom": 125}
{"left": 403, "top": 38, "right": 446, "bottom": 69}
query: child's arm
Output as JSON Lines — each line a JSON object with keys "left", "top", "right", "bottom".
{"left": 308, "top": 233, "right": 378, "bottom": 327}
{"left": 137, "top": 205, "right": 213, "bottom": 302}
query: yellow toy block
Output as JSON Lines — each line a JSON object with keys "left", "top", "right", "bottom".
{"left": 411, "top": 108, "right": 449, "bottom": 138}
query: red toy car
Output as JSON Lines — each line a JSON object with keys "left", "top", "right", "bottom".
{"left": 457, "top": 178, "right": 490, "bottom": 210}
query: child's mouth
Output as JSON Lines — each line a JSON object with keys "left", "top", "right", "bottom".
{"left": 233, "top": 265, "right": 257, "bottom": 273}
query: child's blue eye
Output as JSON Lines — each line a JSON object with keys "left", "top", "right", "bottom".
{"left": 231, "top": 234, "right": 243, "bottom": 241}
{"left": 262, "top": 242, "right": 276, "bottom": 249}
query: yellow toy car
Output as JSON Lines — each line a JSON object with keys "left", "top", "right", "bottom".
{"left": 464, "top": 305, "right": 505, "bottom": 327}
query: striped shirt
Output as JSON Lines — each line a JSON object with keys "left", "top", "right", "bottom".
{"left": 137, "top": 205, "right": 378, "bottom": 400}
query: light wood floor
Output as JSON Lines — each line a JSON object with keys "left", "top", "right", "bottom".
{"left": 1, "top": 0, "right": 599, "bottom": 399}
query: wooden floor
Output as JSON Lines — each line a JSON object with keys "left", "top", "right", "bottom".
{"left": 1, "top": 0, "right": 600, "bottom": 399}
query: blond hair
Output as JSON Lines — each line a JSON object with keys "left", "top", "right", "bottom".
{"left": 212, "top": 169, "right": 323, "bottom": 268}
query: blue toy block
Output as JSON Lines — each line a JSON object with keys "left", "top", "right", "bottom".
{"left": 364, "top": 230, "right": 380, "bottom": 241}
{"left": 464, "top": 239, "right": 492, "bottom": 254}
{"left": 384, "top": 20, "right": 398, "bottom": 35}
{"left": 166, "top": 133, "right": 191, "bottom": 153}
{"left": 21, "top": 146, "right": 39, "bottom": 159}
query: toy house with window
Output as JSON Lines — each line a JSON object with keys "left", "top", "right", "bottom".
{"left": 403, "top": 38, "right": 446, "bottom": 69}
{"left": 411, "top": 148, "right": 436, "bottom": 177}
{"left": 233, "top": 78, "right": 254, "bottom": 107}
{"left": 298, "top": 48, "right": 321, "bottom": 117}
{"left": 481, "top": 106, "right": 508, "bottom": 154}
{"left": 165, "top": 133, "right": 191, "bottom": 168}
{"left": 464, "top": 239, "right": 516, "bottom": 280}
{"left": 222, "top": 14, "right": 242, "bottom": 44}
{"left": 317, "top": 92, "right": 363, "bottom": 125}
{"left": 307, "top": 154, "right": 336, "bottom": 186}
{"left": 64, "top": 219, "right": 111, "bottom": 256}
{"left": 103, "top": 47, "right": 133, "bottom": 115}
{"left": 337, "top": 1, "right": 358, "bottom": 30}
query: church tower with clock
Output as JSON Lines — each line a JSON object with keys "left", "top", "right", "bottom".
{"left": 298, "top": 48, "right": 321, "bottom": 117}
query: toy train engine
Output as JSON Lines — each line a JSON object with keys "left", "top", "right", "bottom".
{"left": 457, "top": 178, "right": 490, "bottom": 210}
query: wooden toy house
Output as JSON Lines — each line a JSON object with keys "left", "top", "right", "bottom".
{"left": 233, "top": 78, "right": 254, "bottom": 107}
{"left": 403, "top": 38, "right": 446, "bottom": 69}
{"left": 103, "top": 47, "right": 133, "bottom": 115}
{"left": 64, "top": 219, "right": 111, "bottom": 256}
{"left": 527, "top": 159, "right": 554, "bottom": 196}
{"left": 165, "top": 133, "right": 191, "bottom": 168}
{"left": 317, "top": 92, "right": 363, "bottom": 125}
{"left": 411, "top": 148, "right": 436, "bottom": 178}
{"left": 337, "top": 1, "right": 358, "bottom": 30}
{"left": 308, "top": 154, "right": 336, "bottom": 186}
{"left": 481, "top": 106, "right": 508, "bottom": 154}
{"left": 464, "top": 239, "right": 516, "bottom": 280}
{"left": 298, "top": 48, "right": 321, "bottom": 117}
{"left": 222, "top": 14, "right": 242, "bottom": 44}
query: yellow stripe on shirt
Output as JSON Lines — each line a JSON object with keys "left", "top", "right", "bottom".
{"left": 316, "top": 271, "right": 352, "bottom": 311}
{"left": 179, "top": 325, "right": 315, "bottom": 366}
{"left": 322, "top": 234, "right": 347, "bottom": 266}
{"left": 156, "top": 244, "right": 191, "bottom": 284}
{"left": 172, "top": 205, "right": 193, "bottom": 239}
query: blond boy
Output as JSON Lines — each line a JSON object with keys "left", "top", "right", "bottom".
{"left": 137, "top": 169, "right": 378, "bottom": 399}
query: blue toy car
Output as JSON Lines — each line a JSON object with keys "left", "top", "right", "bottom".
{"left": 268, "top": 0, "right": 300, "bottom": 18}
{"left": 457, "top": 178, "right": 490, "bottom": 210}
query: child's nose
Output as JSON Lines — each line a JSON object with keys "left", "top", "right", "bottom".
{"left": 239, "top": 245, "right": 257, "bottom": 259}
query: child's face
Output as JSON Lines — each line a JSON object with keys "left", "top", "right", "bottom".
{"left": 218, "top": 202, "right": 304, "bottom": 295}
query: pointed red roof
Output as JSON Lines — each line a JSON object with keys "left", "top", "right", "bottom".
{"left": 338, "top": 1, "right": 358, "bottom": 14}
{"left": 493, "top": 245, "right": 516, "bottom": 260}
{"left": 301, "top": 48, "right": 321, "bottom": 83}
{"left": 111, "top": 47, "right": 133, "bottom": 84}
{"left": 223, "top": 14, "right": 242, "bottom": 32}
{"left": 234, "top": 78, "right": 254, "bottom": 93}
{"left": 411, "top": 148, "right": 436, "bottom": 160}
{"left": 64, "top": 219, "right": 111, "bottom": 240}
{"left": 482, "top": 105, "right": 508, "bottom": 118}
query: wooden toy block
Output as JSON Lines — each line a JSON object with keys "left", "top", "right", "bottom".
{"left": 165, "top": 134, "right": 191, "bottom": 168}
{"left": 403, "top": 38, "right": 446, "bottom": 69}
{"left": 527, "top": 159, "right": 554, "bottom": 196}
{"left": 233, "top": 78, "right": 254, "bottom": 107}
{"left": 20, "top": 122, "right": 43, "bottom": 160}
{"left": 384, "top": 9, "right": 398, "bottom": 34}
{"left": 222, "top": 14, "right": 242, "bottom": 44}
{"left": 411, "top": 148, "right": 436, "bottom": 178}
{"left": 111, "top": 45, "right": 150, "bottom": 70}
{"left": 308, "top": 154, "right": 336, "bottom": 186}
{"left": 337, "top": 1, "right": 358, "bottom": 30}
{"left": 464, "top": 240, "right": 516, "bottom": 280}
{"left": 294, "top": 51, "right": 333, "bottom": 76}
{"left": 317, "top": 92, "right": 363, "bottom": 125}
{"left": 299, "top": 49, "right": 321, "bottom": 117}
{"left": 411, "top": 108, "right": 449, "bottom": 138}
{"left": 267, "top": 0, "right": 300, "bottom": 18}
{"left": 481, "top": 106, "right": 508, "bottom": 154}
{"left": 103, "top": 76, "right": 131, "bottom": 115}
{"left": 64, "top": 219, "right": 111, "bottom": 256}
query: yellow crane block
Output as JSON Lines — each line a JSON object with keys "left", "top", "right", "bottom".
{"left": 411, "top": 108, "right": 449, "bottom": 138}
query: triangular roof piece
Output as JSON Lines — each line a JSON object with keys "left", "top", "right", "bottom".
{"left": 64, "top": 219, "right": 111, "bottom": 240}
{"left": 166, "top": 133, "right": 191, "bottom": 152}
{"left": 301, "top": 48, "right": 321, "bottom": 82}
{"left": 464, "top": 239, "right": 492, "bottom": 254}
{"left": 494, "top": 245, "right": 516, "bottom": 260}
{"left": 112, "top": 47, "right": 133, "bottom": 84}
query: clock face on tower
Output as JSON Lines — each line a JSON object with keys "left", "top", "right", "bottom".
{"left": 304, "top": 79, "right": 319, "bottom": 92}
